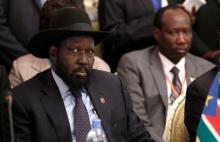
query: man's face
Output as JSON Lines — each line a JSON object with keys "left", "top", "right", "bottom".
{"left": 50, "top": 36, "right": 95, "bottom": 89}
{"left": 154, "top": 9, "right": 192, "bottom": 63}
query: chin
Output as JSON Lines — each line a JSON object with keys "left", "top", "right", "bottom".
{"left": 71, "top": 75, "right": 88, "bottom": 88}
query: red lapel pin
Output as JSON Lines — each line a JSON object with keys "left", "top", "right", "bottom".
{"left": 100, "top": 97, "right": 106, "bottom": 104}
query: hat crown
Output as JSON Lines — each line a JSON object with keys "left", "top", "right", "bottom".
{"left": 29, "top": 7, "right": 110, "bottom": 58}
{"left": 49, "top": 7, "right": 92, "bottom": 29}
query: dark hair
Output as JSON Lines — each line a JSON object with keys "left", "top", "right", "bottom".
{"left": 153, "top": 5, "right": 192, "bottom": 29}
{"left": 40, "top": 0, "right": 84, "bottom": 30}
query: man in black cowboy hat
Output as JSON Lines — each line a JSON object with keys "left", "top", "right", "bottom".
{"left": 11, "top": 7, "right": 154, "bottom": 142}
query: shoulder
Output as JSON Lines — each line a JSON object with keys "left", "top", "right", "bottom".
{"left": 12, "top": 54, "right": 49, "bottom": 67}
{"left": 186, "top": 53, "right": 215, "bottom": 69}
{"left": 122, "top": 46, "right": 154, "bottom": 58}
{"left": 191, "top": 67, "right": 217, "bottom": 86}
{"left": 90, "top": 69, "right": 119, "bottom": 82}
{"left": 188, "top": 67, "right": 217, "bottom": 97}
{"left": 89, "top": 70, "right": 124, "bottom": 90}
{"left": 119, "top": 46, "right": 155, "bottom": 64}
{"left": 93, "top": 56, "right": 111, "bottom": 72}
{"left": 12, "top": 70, "right": 49, "bottom": 95}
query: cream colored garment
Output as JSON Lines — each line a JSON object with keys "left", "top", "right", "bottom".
{"left": 9, "top": 54, "right": 110, "bottom": 88}
{"left": 163, "top": 94, "right": 189, "bottom": 142}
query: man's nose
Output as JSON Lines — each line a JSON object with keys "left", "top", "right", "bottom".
{"left": 176, "top": 32, "right": 187, "bottom": 43}
{"left": 78, "top": 52, "right": 89, "bottom": 65}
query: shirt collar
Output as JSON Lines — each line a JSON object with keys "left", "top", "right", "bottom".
{"left": 158, "top": 51, "right": 186, "bottom": 74}
{"left": 51, "top": 69, "right": 88, "bottom": 98}
{"left": 51, "top": 69, "right": 69, "bottom": 98}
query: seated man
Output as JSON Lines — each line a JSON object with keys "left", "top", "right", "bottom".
{"left": 117, "top": 5, "right": 215, "bottom": 142}
{"left": 12, "top": 7, "right": 154, "bottom": 142}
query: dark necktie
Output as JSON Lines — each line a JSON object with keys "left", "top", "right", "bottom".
{"left": 70, "top": 88, "right": 91, "bottom": 142}
{"left": 151, "top": 0, "right": 161, "bottom": 12}
{"left": 170, "top": 67, "right": 182, "bottom": 104}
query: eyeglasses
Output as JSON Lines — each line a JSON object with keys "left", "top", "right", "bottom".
{"left": 64, "top": 47, "right": 95, "bottom": 58}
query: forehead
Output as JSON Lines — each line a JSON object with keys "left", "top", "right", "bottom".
{"left": 161, "top": 9, "right": 191, "bottom": 28}
{"left": 61, "top": 36, "right": 95, "bottom": 46}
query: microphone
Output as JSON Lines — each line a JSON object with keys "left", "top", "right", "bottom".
{"left": 5, "top": 91, "right": 15, "bottom": 142}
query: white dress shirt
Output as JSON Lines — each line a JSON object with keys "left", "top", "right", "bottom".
{"left": 161, "top": 0, "right": 168, "bottom": 7}
{"left": 158, "top": 52, "right": 187, "bottom": 110}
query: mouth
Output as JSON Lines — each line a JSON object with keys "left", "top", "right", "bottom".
{"left": 75, "top": 72, "right": 87, "bottom": 77}
{"left": 176, "top": 46, "right": 187, "bottom": 53}
{"left": 75, "top": 68, "right": 89, "bottom": 77}
{"left": 177, "top": 48, "right": 186, "bottom": 53}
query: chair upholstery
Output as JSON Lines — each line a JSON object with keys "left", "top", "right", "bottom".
{"left": 163, "top": 94, "right": 189, "bottom": 142}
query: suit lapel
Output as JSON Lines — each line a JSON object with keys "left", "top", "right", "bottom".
{"left": 150, "top": 48, "right": 168, "bottom": 111}
{"left": 40, "top": 70, "right": 72, "bottom": 142}
{"left": 185, "top": 54, "right": 197, "bottom": 86}
{"left": 86, "top": 75, "right": 113, "bottom": 142}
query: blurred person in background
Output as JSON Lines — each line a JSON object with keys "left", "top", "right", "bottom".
{"left": 190, "top": 0, "right": 220, "bottom": 64}
{"left": 98, "top": 0, "right": 184, "bottom": 72}
{"left": 0, "top": 0, "right": 84, "bottom": 72}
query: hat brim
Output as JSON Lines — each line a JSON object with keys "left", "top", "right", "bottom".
{"left": 29, "top": 29, "right": 110, "bottom": 58}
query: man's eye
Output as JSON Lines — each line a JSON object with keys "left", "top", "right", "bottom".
{"left": 72, "top": 48, "right": 79, "bottom": 53}
{"left": 184, "top": 29, "right": 192, "bottom": 35}
{"left": 86, "top": 50, "right": 95, "bottom": 56}
{"left": 89, "top": 50, "right": 94, "bottom": 54}
{"left": 170, "top": 31, "right": 178, "bottom": 37}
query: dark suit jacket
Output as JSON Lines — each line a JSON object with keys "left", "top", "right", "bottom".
{"left": 0, "top": 65, "right": 11, "bottom": 142}
{"left": 185, "top": 67, "right": 217, "bottom": 142}
{"left": 98, "top": 0, "right": 183, "bottom": 72}
{"left": 117, "top": 46, "right": 215, "bottom": 142}
{"left": 0, "top": 0, "right": 40, "bottom": 71}
{"left": 190, "top": 0, "right": 220, "bottom": 58}
{"left": 12, "top": 69, "right": 154, "bottom": 142}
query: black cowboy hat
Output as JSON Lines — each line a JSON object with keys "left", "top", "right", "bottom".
{"left": 29, "top": 7, "right": 110, "bottom": 58}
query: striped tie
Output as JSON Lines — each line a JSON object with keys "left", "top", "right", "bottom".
{"left": 170, "top": 67, "right": 182, "bottom": 104}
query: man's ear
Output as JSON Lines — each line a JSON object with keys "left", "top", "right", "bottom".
{"left": 49, "top": 46, "right": 58, "bottom": 61}
{"left": 153, "top": 27, "right": 161, "bottom": 41}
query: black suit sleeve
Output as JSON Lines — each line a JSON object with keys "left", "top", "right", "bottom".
{"left": 0, "top": 65, "right": 10, "bottom": 94}
{"left": 0, "top": 0, "right": 28, "bottom": 70}
{"left": 190, "top": 31, "right": 211, "bottom": 56}
{"left": 184, "top": 81, "right": 205, "bottom": 142}
{"left": 189, "top": 0, "right": 220, "bottom": 57}
{"left": 98, "top": 0, "right": 155, "bottom": 52}
{"left": 12, "top": 91, "right": 33, "bottom": 142}
{"left": 121, "top": 79, "right": 155, "bottom": 142}
{"left": 184, "top": 69, "right": 216, "bottom": 142}
{"left": 0, "top": 65, "right": 11, "bottom": 142}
